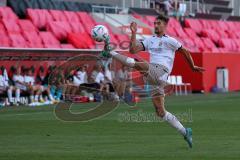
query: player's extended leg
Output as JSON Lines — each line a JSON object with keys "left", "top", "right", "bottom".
{"left": 106, "top": 51, "right": 149, "bottom": 72}
{"left": 152, "top": 94, "right": 192, "bottom": 148}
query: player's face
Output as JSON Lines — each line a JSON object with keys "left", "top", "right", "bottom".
{"left": 154, "top": 19, "right": 166, "bottom": 35}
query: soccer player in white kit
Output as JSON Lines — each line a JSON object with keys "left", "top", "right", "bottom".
{"left": 101, "top": 15, "right": 205, "bottom": 148}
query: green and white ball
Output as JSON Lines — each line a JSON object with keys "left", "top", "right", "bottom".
{"left": 91, "top": 25, "right": 109, "bottom": 42}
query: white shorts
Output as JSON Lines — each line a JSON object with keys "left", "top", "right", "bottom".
{"left": 16, "top": 85, "right": 27, "bottom": 91}
{"left": 144, "top": 63, "right": 170, "bottom": 96}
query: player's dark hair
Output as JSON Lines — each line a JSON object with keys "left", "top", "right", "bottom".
{"left": 156, "top": 14, "right": 169, "bottom": 23}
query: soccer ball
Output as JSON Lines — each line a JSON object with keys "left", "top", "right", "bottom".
{"left": 91, "top": 25, "right": 109, "bottom": 42}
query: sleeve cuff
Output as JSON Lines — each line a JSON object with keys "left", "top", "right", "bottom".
{"left": 141, "top": 41, "right": 146, "bottom": 51}
{"left": 177, "top": 45, "right": 182, "bottom": 51}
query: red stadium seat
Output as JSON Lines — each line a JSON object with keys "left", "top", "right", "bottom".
{"left": 145, "top": 15, "right": 156, "bottom": 24}
{"left": 132, "top": 14, "right": 151, "bottom": 27}
{"left": 217, "top": 21, "right": 229, "bottom": 31}
{"left": 0, "top": 23, "right": 7, "bottom": 36}
{"left": 47, "top": 21, "right": 72, "bottom": 40}
{"left": 184, "top": 19, "right": 202, "bottom": 33}
{"left": 174, "top": 27, "right": 188, "bottom": 38}
{"left": 114, "top": 34, "right": 129, "bottom": 49}
{"left": 231, "top": 40, "right": 238, "bottom": 51}
{"left": 49, "top": 10, "right": 67, "bottom": 21}
{"left": 109, "top": 33, "right": 119, "bottom": 45}
{"left": 215, "top": 29, "right": 229, "bottom": 38}
{"left": 211, "top": 47, "right": 220, "bottom": 53}
{"left": 218, "top": 38, "right": 238, "bottom": 51}
{"left": 234, "top": 39, "right": 240, "bottom": 51}
{"left": 68, "top": 32, "right": 95, "bottom": 49}
{"left": 184, "top": 28, "right": 197, "bottom": 38}
{"left": 22, "top": 31, "right": 43, "bottom": 48}
{"left": 132, "top": 13, "right": 141, "bottom": 20}
{"left": 0, "top": 7, "right": 18, "bottom": 20}
{"left": 115, "top": 34, "right": 129, "bottom": 42}
{"left": 208, "top": 20, "right": 219, "bottom": 29}
{"left": 166, "top": 27, "right": 177, "bottom": 37}
{"left": 218, "top": 38, "right": 232, "bottom": 50}
{"left": 226, "top": 30, "right": 239, "bottom": 39}
{"left": 2, "top": 19, "right": 21, "bottom": 34}
{"left": 82, "top": 22, "right": 94, "bottom": 35}
{"left": 218, "top": 48, "right": 230, "bottom": 53}
{"left": 0, "top": 34, "right": 11, "bottom": 47}
{"left": 77, "top": 12, "right": 96, "bottom": 32}
{"left": 69, "top": 22, "right": 85, "bottom": 33}
{"left": 192, "top": 37, "right": 205, "bottom": 52}
{"left": 64, "top": 11, "right": 80, "bottom": 22}
{"left": 68, "top": 33, "right": 88, "bottom": 49}
{"left": 27, "top": 9, "right": 53, "bottom": 29}
{"left": 39, "top": 32, "right": 60, "bottom": 48}
{"left": 18, "top": 20, "right": 37, "bottom": 32}
{"left": 199, "top": 19, "right": 212, "bottom": 29}
{"left": 9, "top": 34, "right": 28, "bottom": 48}
{"left": 181, "top": 38, "right": 197, "bottom": 52}
{"left": 201, "top": 29, "right": 220, "bottom": 43}
{"left": 201, "top": 38, "right": 217, "bottom": 51}
{"left": 168, "top": 18, "right": 182, "bottom": 29}
{"left": 44, "top": 44, "right": 61, "bottom": 48}
{"left": 61, "top": 44, "right": 75, "bottom": 49}
{"left": 78, "top": 12, "right": 96, "bottom": 25}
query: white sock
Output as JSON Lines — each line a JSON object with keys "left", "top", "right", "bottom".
{"left": 16, "top": 89, "right": 20, "bottom": 102}
{"left": 30, "top": 95, "right": 34, "bottom": 102}
{"left": 7, "top": 88, "right": 13, "bottom": 102}
{"left": 35, "top": 95, "right": 39, "bottom": 101}
{"left": 110, "top": 51, "right": 136, "bottom": 67}
{"left": 163, "top": 111, "right": 186, "bottom": 136}
{"left": 49, "top": 94, "right": 54, "bottom": 101}
{"left": 40, "top": 95, "right": 44, "bottom": 101}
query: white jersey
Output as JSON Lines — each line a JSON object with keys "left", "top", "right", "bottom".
{"left": 13, "top": 75, "right": 25, "bottom": 89}
{"left": 83, "top": 71, "right": 88, "bottom": 83}
{"left": 0, "top": 75, "right": 8, "bottom": 87}
{"left": 105, "top": 69, "right": 115, "bottom": 82}
{"left": 73, "top": 71, "right": 85, "bottom": 85}
{"left": 141, "top": 35, "right": 182, "bottom": 73}
{"left": 95, "top": 72, "right": 105, "bottom": 83}
{"left": 24, "top": 75, "right": 35, "bottom": 85}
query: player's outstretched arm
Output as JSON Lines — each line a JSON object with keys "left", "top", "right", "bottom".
{"left": 129, "top": 22, "right": 144, "bottom": 54}
{"left": 178, "top": 47, "right": 205, "bottom": 72}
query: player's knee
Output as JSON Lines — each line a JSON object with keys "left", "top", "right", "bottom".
{"left": 155, "top": 106, "right": 165, "bottom": 118}
{"left": 156, "top": 110, "right": 165, "bottom": 118}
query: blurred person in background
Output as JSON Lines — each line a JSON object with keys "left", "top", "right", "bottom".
{"left": 48, "top": 66, "right": 65, "bottom": 102}
{"left": 163, "top": 0, "right": 174, "bottom": 15}
{"left": 83, "top": 64, "right": 89, "bottom": 84}
{"left": 115, "top": 65, "right": 130, "bottom": 99}
{"left": 12, "top": 67, "right": 32, "bottom": 105}
{"left": 35, "top": 66, "right": 56, "bottom": 104}
{"left": 63, "top": 68, "right": 75, "bottom": 101}
{"left": 0, "top": 66, "right": 12, "bottom": 106}
{"left": 104, "top": 64, "right": 117, "bottom": 100}
{"left": 72, "top": 66, "right": 85, "bottom": 96}
{"left": 24, "top": 68, "right": 43, "bottom": 105}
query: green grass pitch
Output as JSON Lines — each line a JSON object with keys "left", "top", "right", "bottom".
{"left": 0, "top": 93, "right": 240, "bottom": 160}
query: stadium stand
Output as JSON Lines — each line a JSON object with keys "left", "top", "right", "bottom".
{"left": 1, "top": 2, "right": 240, "bottom": 52}
{"left": 0, "top": 0, "right": 239, "bottom": 53}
